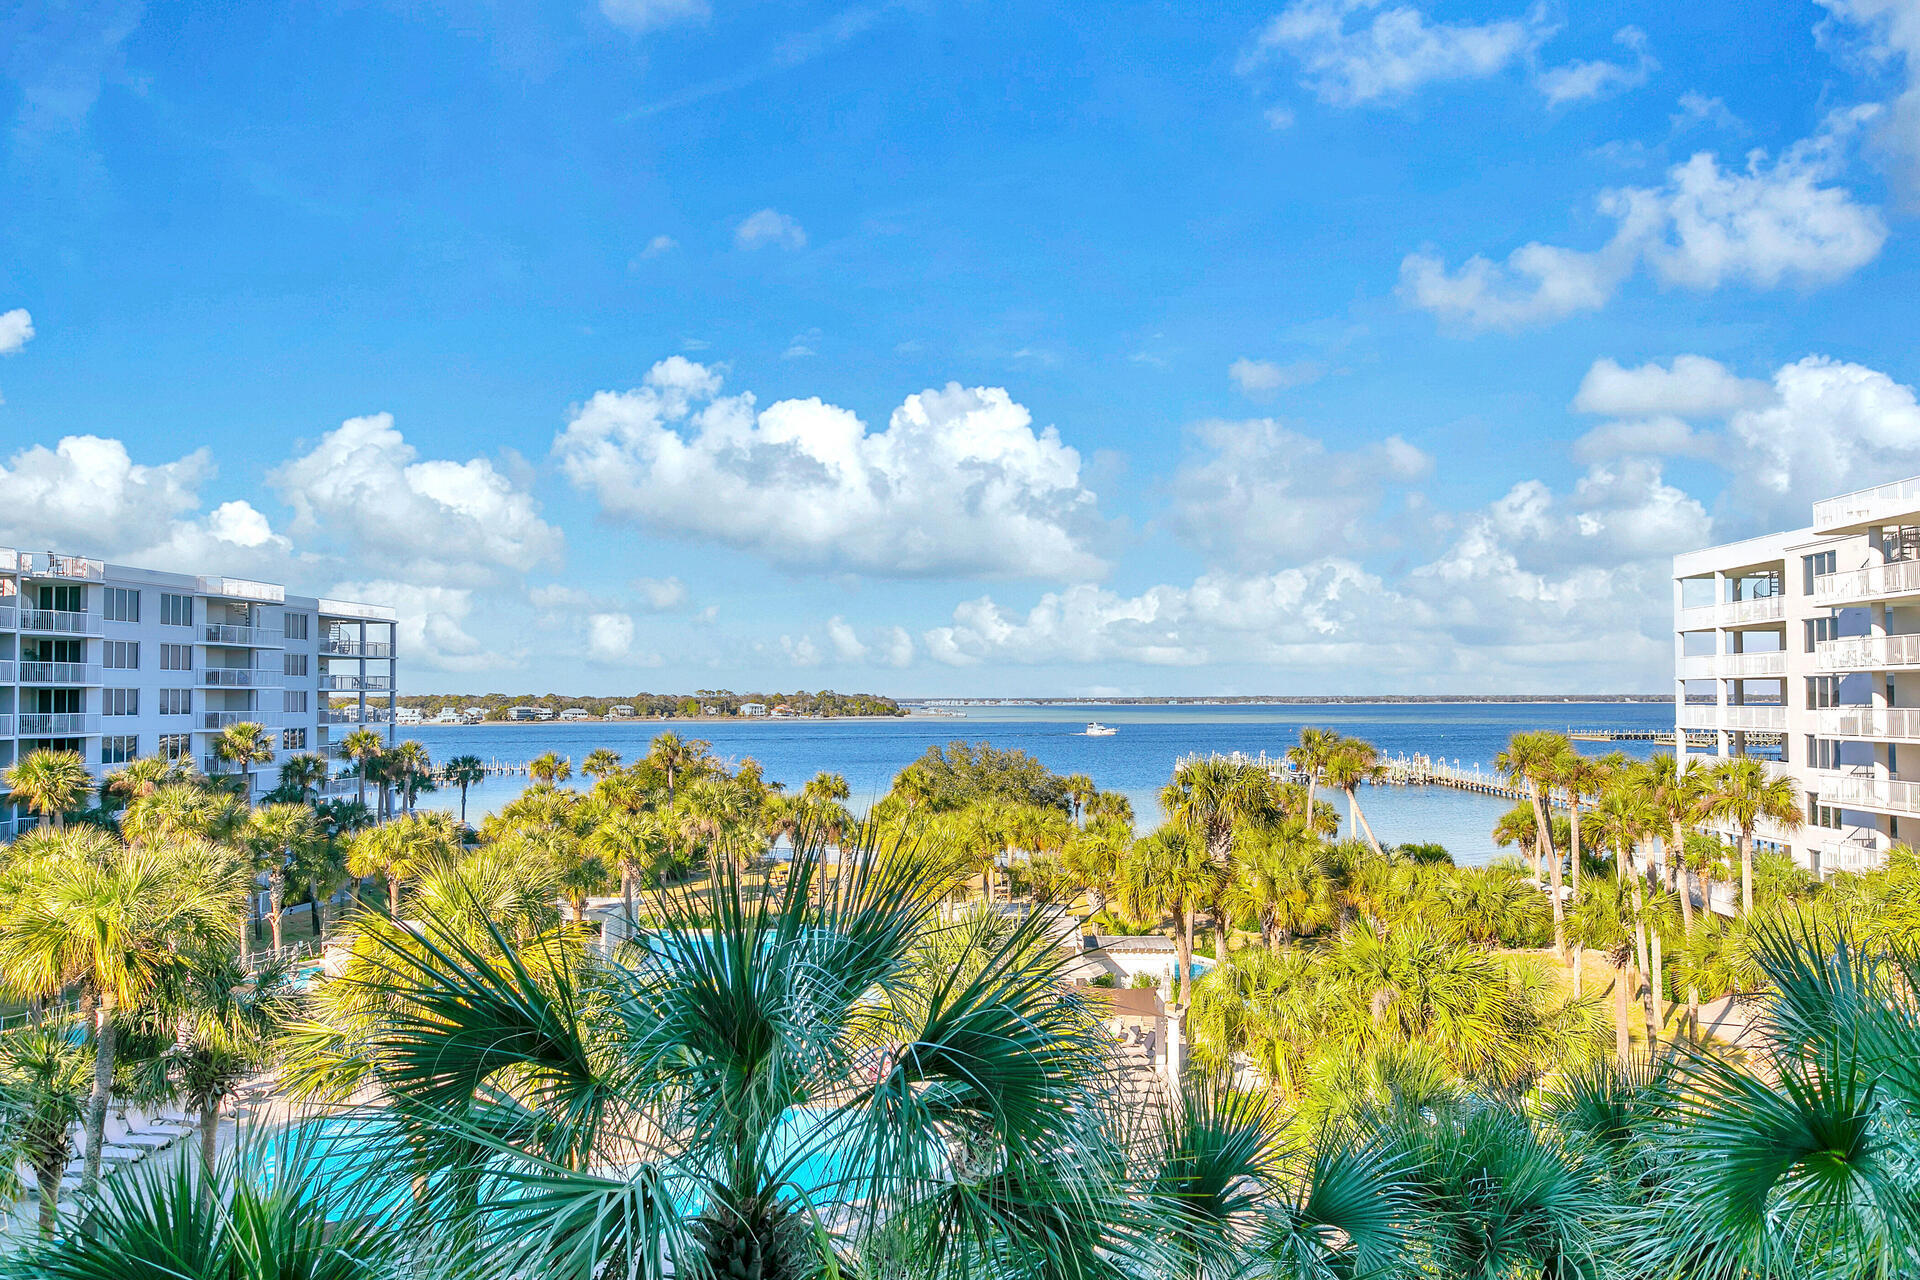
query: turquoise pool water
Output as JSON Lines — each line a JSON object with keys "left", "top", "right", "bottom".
{"left": 284, "top": 1105, "right": 864, "bottom": 1219}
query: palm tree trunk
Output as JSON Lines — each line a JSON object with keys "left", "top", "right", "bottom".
{"left": 1175, "top": 908, "right": 1194, "bottom": 1010}
{"left": 82, "top": 995, "right": 117, "bottom": 1196}
{"left": 199, "top": 1098, "right": 220, "bottom": 1173}
{"left": 1739, "top": 829, "right": 1755, "bottom": 916}
{"left": 1613, "top": 963, "right": 1630, "bottom": 1065}
{"left": 1571, "top": 942, "right": 1584, "bottom": 999}
{"left": 622, "top": 865, "right": 638, "bottom": 930}
{"left": 33, "top": 1148, "right": 63, "bottom": 1239}
{"left": 269, "top": 869, "right": 286, "bottom": 954}
{"left": 387, "top": 871, "right": 402, "bottom": 919}
{"left": 1345, "top": 788, "right": 1384, "bottom": 857}
{"left": 1649, "top": 928, "right": 1665, "bottom": 1046}
{"left": 459, "top": 784, "right": 470, "bottom": 825}
{"left": 1568, "top": 803, "right": 1583, "bottom": 901}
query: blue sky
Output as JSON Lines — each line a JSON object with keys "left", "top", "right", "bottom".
{"left": 3, "top": 0, "right": 1919, "bottom": 696}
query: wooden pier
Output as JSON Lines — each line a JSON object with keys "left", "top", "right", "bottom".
{"left": 1177, "top": 750, "right": 1535, "bottom": 804}
{"left": 1566, "top": 726, "right": 1717, "bottom": 747}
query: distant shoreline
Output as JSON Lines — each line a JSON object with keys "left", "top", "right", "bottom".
{"left": 900, "top": 696, "right": 1669, "bottom": 707}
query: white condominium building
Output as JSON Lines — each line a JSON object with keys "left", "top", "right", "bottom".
{"left": 1674, "top": 476, "right": 1920, "bottom": 877}
{"left": 0, "top": 548, "right": 398, "bottom": 831}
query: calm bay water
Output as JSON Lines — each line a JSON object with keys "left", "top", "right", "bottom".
{"left": 403, "top": 701, "right": 1674, "bottom": 868}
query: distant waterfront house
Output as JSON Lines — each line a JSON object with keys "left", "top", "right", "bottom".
{"left": 558, "top": 708, "right": 591, "bottom": 721}
{"left": 395, "top": 707, "right": 424, "bottom": 726}
{"left": 507, "top": 705, "right": 542, "bottom": 721}
{"left": 770, "top": 704, "right": 796, "bottom": 717}
{"left": 431, "top": 709, "right": 462, "bottom": 724}
{"left": 739, "top": 702, "right": 768, "bottom": 716}
{"left": 461, "top": 706, "right": 488, "bottom": 722}
{"left": 609, "top": 704, "right": 635, "bottom": 718}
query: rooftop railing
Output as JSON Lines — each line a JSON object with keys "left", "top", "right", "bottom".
{"left": 21, "top": 552, "right": 104, "bottom": 581}
{"left": 198, "top": 575, "right": 286, "bottom": 604}
{"left": 1813, "top": 475, "right": 1920, "bottom": 531}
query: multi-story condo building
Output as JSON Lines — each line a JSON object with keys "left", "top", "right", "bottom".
{"left": 0, "top": 548, "right": 397, "bottom": 834}
{"left": 1674, "top": 476, "right": 1920, "bottom": 877}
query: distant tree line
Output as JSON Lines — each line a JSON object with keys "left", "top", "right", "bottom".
{"left": 387, "top": 689, "right": 907, "bottom": 720}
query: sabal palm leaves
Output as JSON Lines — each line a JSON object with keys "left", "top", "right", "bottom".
{"left": 1699, "top": 756, "right": 1805, "bottom": 917}
{"left": 1116, "top": 828, "right": 1215, "bottom": 1010}
{"left": 1320, "top": 739, "right": 1386, "bottom": 859}
{"left": 338, "top": 727, "right": 384, "bottom": 811}
{"left": 4, "top": 748, "right": 93, "bottom": 829}
{"left": 0, "top": 1024, "right": 91, "bottom": 1237}
{"left": 214, "top": 721, "right": 278, "bottom": 805}
{"left": 1494, "top": 730, "right": 1573, "bottom": 958}
{"left": 444, "top": 752, "right": 487, "bottom": 824}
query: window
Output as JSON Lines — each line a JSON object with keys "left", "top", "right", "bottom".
{"left": 1805, "top": 616, "right": 1838, "bottom": 653}
{"left": 103, "top": 587, "right": 140, "bottom": 622}
{"left": 102, "top": 640, "right": 140, "bottom": 669}
{"left": 1803, "top": 550, "right": 1838, "bottom": 594}
{"left": 103, "top": 688, "right": 139, "bottom": 717}
{"left": 283, "top": 612, "right": 309, "bottom": 640}
{"left": 1807, "top": 676, "right": 1843, "bottom": 709}
{"left": 282, "top": 728, "right": 307, "bottom": 751}
{"left": 284, "top": 690, "right": 309, "bottom": 714}
{"left": 159, "top": 593, "right": 194, "bottom": 626}
{"left": 1807, "top": 736, "right": 1842, "bottom": 770}
{"left": 158, "top": 733, "right": 190, "bottom": 761}
{"left": 101, "top": 735, "right": 138, "bottom": 766}
{"left": 160, "top": 643, "right": 192, "bottom": 671}
{"left": 158, "top": 688, "right": 191, "bottom": 716}
{"left": 1809, "top": 792, "right": 1843, "bottom": 830}
{"left": 283, "top": 653, "right": 309, "bottom": 677}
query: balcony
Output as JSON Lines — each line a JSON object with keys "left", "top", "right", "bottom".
{"left": 17, "top": 660, "right": 102, "bottom": 685}
{"left": 1813, "top": 835, "right": 1886, "bottom": 875}
{"left": 1678, "top": 651, "right": 1787, "bottom": 680}
{"left": 0, "top": 603, "right": 14, "bottom": 629}
{"left": 1676, "top": 704, "right": 1786, "bottom": 732}
{"left": 1720, "top": 596, "right": 1785, "bottom": 626}
{"left": 0, "top": 714, "right": 12, "bottom": 735}
{"left": 202, "top": 623, "right": 283, "bottom": 647}
{"left": 322, "top": 706, "right": 395, "bottom": 725}
{"left": 201, "top": 711, "right": 285, "bottom": 731}
{"left": 21, "top": 553, "right": 104, "bottom": 581}
{"left": 322, "top": 638, "right": 395, "bottom": 658}
{"left": 1816, "top": 773, "right": 1920, "bottom": 817}
{"left": 321, "top": 674, "right": 393, "bottom": 692}
{"left": 201, "top": 667, "right": 283, "bottom": 689}
{"left": 1813, "top": 558, "right": 1920, "bottom": 607}
{"left": 1812, "top": 705, "right": 1920, "bottom": 743}
{"left": 17, "top": 713, "right": 99, "bottom": 735}
{"left": 1814, "top": 633, "right": 1920, "bottom": 672}
{"left": 0, "top": 660, "right": 10, "bottom": 682}
{"left": 19, "top": 608, "right": 100, "bottom": 635}
{"left": 1813, "top": 475, "right": 1920, "bottom": 533}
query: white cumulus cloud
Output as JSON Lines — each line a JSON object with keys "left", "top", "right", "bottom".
{"left": 1228, "top": 357, "right": 1324, "bottom": 395}
{"left": 587, "top": 612, "right": 637, "bottom": 661}
{"left": 553, "top": 358, "right": 1107, "bottom": 579}
{"left": 1535, "top": 26, "right": 1657, "bottom": 107}
{"left": 0, "top": 309, "right": 33, "bottom": 354}
{"left": 1170, "top": 419, "right": 1432, "bottom": 565}
{"left": 1401, "top": 137, "right": 1885, "bottom": 330}
{"left": 1244, "top": 0, "right": 1540, "bottom": 106}
{"left": 270, "top": 413, "right": 563, "bottom": 586}
{"left": 735, "top": 208, "right": 806, "bottom": 250}
{"left": 1818, "top": 0, "right": 1920, "bottom": 200}
{"left": 1573, "top": 355, "right": 1773, "bottom": 417}
{"left": 826, "top": 616, "right": 867, "bottom": 662}
{"left": 330, "top": 580, "right": 514, "bottom": 674}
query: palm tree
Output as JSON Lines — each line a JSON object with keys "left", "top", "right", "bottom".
{"left": 278, "top": 832, "right": 1121, "bottom": 1280}
{"left": 587, "top": 808, "right": 671, "bottom": 925}
{"left": 387, "top": 739, "right": 434, "bottom": 815}
{"left": 0, "top": 833, "right": 235, "bottom": 1196}
{"left": 527, "top": 750, "right": 571, "bottom": 788}
{"left": 122, "top": 780, "right": 243, "bottom": 848}
{"left": 1061, "top": 815, "right": 1129, "bottom": 915}
{"left": 0, "top": 1025, "right": 90, "bottom": 1238}
{"left": 645, "top": 730, "right": 711, "bottom": 872}
{"left": 151, "top": 945, "right": 302, "bottom": 1175}
{"left": 4, "top": 749, "right": 92, "bottom": 829}
{"left": 1286, "top": 725, "right": 1341, "bottom": 814}
{"left": 243, "top": 802, "right": 323, "bottom": 953}
{"left": 1321, "top": 736, "right": 1387, "bottom": 858}
{"left": 1116, "top": 826, "right": 1217, "bottom": 1010}
{"left": 1063, "top": 772, "right": 1096, "bottom": 824}
{"left": 345, "top": 817, "right": 437, "bottom": 918}
{"left": 338, "top": 726, "right": 384, "bottom": 812}
{"left": 103, "top": 753, "right": 191, "bottom": 806}
{"left": 274, "top": 751, "right": 331, "bottom": 804}
{"left": 1699, "top": 756, "right": 1805, "bottom": 916}
{"left": 1588, "top": 782, "right": 1661, "bottom": 1052}
{"left": 889, "top": 760, "right": 938, "bottom": 835}
{"left": 1229, "top": 820, "right": 1330, "bottom": 949}
{"left": 212, "top": 721, "right": 276, "bottom": 806}
{"left": 444, "top": 753, "right": 486, "bottom": 824}
{"left": 1161, "top": 755, "right": 1280, "bottom": 958}
{"left": 581, "top": 747, "right": 622, "bottom": 781}
{"left": 1553, "top": 745, "right": 1609, "bottom": 904}
{"left": 1495, "top": 730, "right": 1571, "bottom": 959}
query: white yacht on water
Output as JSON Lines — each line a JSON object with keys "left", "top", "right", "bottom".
{"left": 1084, "top": 722, "right": 1117, "bottom": 736}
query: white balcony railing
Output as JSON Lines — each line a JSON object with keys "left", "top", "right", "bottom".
{"left": 0, "top": 603, "right": 15, "bottom": 629}
{"left": 323, "top": 706, "right": 395, "bottom": 725}
{"left": 1813, "top": 705, "right": 1920, "bottom": 743}
{"left": 201, "top": 667, "right": 283, "bottom": 689}
{"left": 1814, "top": 633, "right": 1920, "bottom": 671}
{"left": 17, "top": 713, "right": 99, "bottom": 735}
{"left": 321, "top": 675, "right": 393, "bottom": 692}
{"left": 201, "top": 711, "right": 285, "bottom": 731}
{"left": 1817, "top": 774, "right": 1920, "bottom": 817}
{"left": 1679, "top": 651, "right": 1787, "bottom": 679}
{"left": 1675, "top": 704, "right": 1787, "bottom": 732}
{"left": 203, "top": 623, "right": 282, "bottom": 647}
{"left": 17, "top": 661, "right": 101, "bottom": 685}
{"left": 1814, "top": 835, "right": 1887, "bottom": 875}
{"left": 1720, "top": 596, "right": 1786, "bottom": 626}
{"left": 0, "top": 659, "right": 11, "bottom": 682}
{"left": 197, "top": 575, "right": 285, "bottom": 604}
{"left": 18, "top": 608, "right": 100, "bottom": 635}
{"left": 1813, "top": 476, "right": 1920, "bottom": 531}
{"left": 322, "top": 638, "right": 395, "bottom": 658}
{"left": 1814, "top": 559, "right": 1920, "bottom": 607}
{"left": 0, "top": 714, "right": 12, "bottom": 735}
